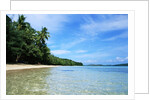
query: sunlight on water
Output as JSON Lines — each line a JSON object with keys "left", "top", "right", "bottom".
{"left": 6, "top": 66, "right": 128, "bottom": 95}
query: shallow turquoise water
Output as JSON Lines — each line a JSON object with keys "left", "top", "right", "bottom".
{"left": 6, "top": 66, "right": 128, "bottom": 95}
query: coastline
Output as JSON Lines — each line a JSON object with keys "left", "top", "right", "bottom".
{"left": 6, "top": 64, "right": 60, "bottom": 71}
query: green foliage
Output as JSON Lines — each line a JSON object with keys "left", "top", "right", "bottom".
{"left": 48, "top": 55, "right": 83, "bottom": 66}
{"left": 6, "top": 15, "right": 83, "bottom": 66}
{"left": 112, "top": 63, "right": 128, "bottom": 66}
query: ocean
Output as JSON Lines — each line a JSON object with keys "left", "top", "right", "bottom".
{"left": 6, "top": 66, "right": 128, "bottom": 95}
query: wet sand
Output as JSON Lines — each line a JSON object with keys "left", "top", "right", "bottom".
{"left": 6, "top": 64, "right": 60, "bottom": 71}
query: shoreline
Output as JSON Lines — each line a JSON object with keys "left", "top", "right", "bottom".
{"left": 6, "top": 64, "right": 60, "bottom": 71}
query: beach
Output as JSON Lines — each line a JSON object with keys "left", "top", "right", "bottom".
{"left": 6, "top": 64, "right": 59, "bottom": 71}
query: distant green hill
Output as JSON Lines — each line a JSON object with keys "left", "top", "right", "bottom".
{"left": 86, "top": 64, "right": 104, "bottom": 66}
{"left": 113, "top": 63, "right": 128, "bottom": 66}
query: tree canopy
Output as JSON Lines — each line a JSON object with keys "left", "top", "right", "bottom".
{"left": 6, "top": 15, "right": 83, "bottom": 66}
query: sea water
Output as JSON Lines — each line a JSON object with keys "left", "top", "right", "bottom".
{"left": 6, "top": 66, "right": 128, "bottom": 95}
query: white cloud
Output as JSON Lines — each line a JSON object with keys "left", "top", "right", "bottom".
{"left": 25, "top": 14, "right": 69, "bottom": 33}
{"left": 102, "top": 32, "right": 128, "bottom": 41}
{"left": 75, "top": 52, "right": 109, "bottom": 58}
{"left": 116, "top": 56, "right": 128, "bottom": 62}
{"left": 8, "top": 14, "right": 69, "bottom": 33}
{"left": 106, "top": 56, "right": 128, "bottom": 63}
{"left": 61, "top": 38, "right": 86, "bottom": 49}
{"left": 82, "top": 60, "right": 99, "bottom": 64}
{"left": 51, "top": 50, "right": 71, "bottom": 55}
{"left": 46, "top": 40, "right": 54, "bottom": 45}
{"left": 76, "top": 50, "right": 87, "bottom": 53}
{"left": 48, "top": 45, "right": 57, "bottom": 48}
{"left": 80, "top": 15, "right": 128, "bottom": 36}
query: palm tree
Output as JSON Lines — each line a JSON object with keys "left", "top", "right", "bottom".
{"left": 36, "top": 27, "right": 50, "bottom": 64}
{"left": 15, "top": 15, "right": 27, "bottom": 63}
{"left": 37, "top": 27, "right": 50, "bottom": 45}
{"left": 17, "top": 15, "right": 26, "bottom": 30}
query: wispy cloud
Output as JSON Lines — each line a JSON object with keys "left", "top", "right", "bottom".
{"left": 102, "top": 32, "right": 128, "bottom": 41}
{"left": 116, "top": 56, "right": 128, "bottom": 62}
{"left": 51, "top": 50, "right": 71, "bottom": 55}
{"left": 25, "top": 14, "right": 69, "bottom": 33}
{"left": 82, "top": 60, "right": 99, "bottom": 64}
{"left": 80, "top": 15, "right": 128, "bottom": 36}
{"left": 107, "top": 56, "right": 128, "bottom": 63}
{"left": 48, "top": 45, "right": 57, "bottom": 48}
{"left": 8, "top": 14, "right": 69, "bottom": 33}
{"left": 75, "top": 50, "right": 87, "bottom": 53}
{"left": 74, "top": 52, "right": 109, "bottom": 58}
{"left": 46, "top": 40, "right": 54, "bottom": 45}
{"left": 61, "top": 38, "right": 86, "bottom": 49}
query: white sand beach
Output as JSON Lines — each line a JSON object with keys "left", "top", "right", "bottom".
{"left": 6, "top": 64, "right": 60, "bottom": 71}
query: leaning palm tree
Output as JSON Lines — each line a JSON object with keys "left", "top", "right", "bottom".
{"left": 36, "top": 27, "right": 50, "bottom": 64}
{"left": 37, "top": 27, "right": 50, "bottom": 45}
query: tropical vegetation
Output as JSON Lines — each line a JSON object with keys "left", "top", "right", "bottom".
{"left": 6, "top": 15, "right": 83, "bottom": 66}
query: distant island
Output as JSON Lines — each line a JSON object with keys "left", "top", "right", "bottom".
{"left": 86, "top": 63, "right": 128, "bottom": 66}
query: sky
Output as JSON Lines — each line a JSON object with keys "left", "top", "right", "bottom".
{"left": 8, "top": 14, "right": 128, "bottom": 65}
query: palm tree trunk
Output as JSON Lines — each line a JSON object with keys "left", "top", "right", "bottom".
{"left": 16, "top": 54, "right": 21, "bottom": 63}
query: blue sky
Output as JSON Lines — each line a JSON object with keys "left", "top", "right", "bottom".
{"left": 8, "top": 14, "right": 128, "bottom": 65}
